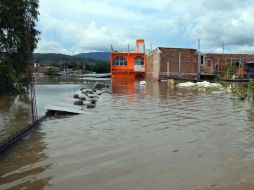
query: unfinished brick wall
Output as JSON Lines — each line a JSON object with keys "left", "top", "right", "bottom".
{"left": 146, "top": 48, "right": 160, "bottom": 80}
{"left": 146, "top": 52, "right": 154, "bottom": 80}
{"left": 159, "top": 48, "right": 198, "bottom": 79}
{"left": 146, "top": 47, "right": 199, "bottom": 80}
{"left": 146, "top": 47, "right": 254, "bottom": 80}
{"left": 204, "top": 53, "right": 254, "bottom": 75}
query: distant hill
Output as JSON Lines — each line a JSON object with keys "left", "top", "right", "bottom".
{"left": 33, "top": 53, "right": 109, "bottom": 65}
{"left": 74, "top": 52, "right": 110, "bottom": 61}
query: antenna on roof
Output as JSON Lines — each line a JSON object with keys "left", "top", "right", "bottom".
{"left": 222, "top": 42, "right": 225, "bottom": 54}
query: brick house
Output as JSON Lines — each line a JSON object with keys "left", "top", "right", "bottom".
{"left": 146, "top": 46, "right": 254, "bottom": 80}
{"left": 202, "top": 53, "right": 254, "bottom": 78}
{"left": 146, "top": 47, "right": 199, "bottom": 80}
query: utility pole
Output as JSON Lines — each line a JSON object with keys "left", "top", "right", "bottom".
{"left": 198, "top": 39, "right": 200, "bottom": 52}
{"left": 167, "top": 61, "right": 169, "bottom": 77}
{"left": 178, "top": 51, "right": 181, "bottom": 78}
{"left": 197, "top": 39, "right": 201, "bottom": 78}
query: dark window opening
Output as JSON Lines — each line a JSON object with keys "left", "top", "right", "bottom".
{"left": 112, "top": 56, "right": 128, "bottom": 66}
{"left": 134, "top": 56, "right": 144, "bottom": 65}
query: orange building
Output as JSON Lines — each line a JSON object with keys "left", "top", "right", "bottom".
{"left": 110, "top": 40, "right": 146, "bottom": 80}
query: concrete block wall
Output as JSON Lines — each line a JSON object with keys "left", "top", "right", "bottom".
{"left": 147, "top": 47, "right": 199, "bottom": 80}
{"left": 205, "top": 53, "right": 254, "bottom": 75}
{"left": 146, "top": 47, "right": 254, "bottom": 80}
{"left": 146, "top": 48, "right": 160, "bottom": 80}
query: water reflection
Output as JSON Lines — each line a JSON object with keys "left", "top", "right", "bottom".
{"left": 0, "top": 125, "right": 52, "bottom": 189}
{"left": 111, "top": 78, "right": 135, "bottom": 94}
{"left": 1, "top": 77, "right": 254, "bottom": 190}
{"left": 35, "top": 74, "right": 81, "bottom": 85}
{"left": 0, "top": 95, "right": 31, "bottom": 143}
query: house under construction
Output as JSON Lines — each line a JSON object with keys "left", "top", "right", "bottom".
{"left": 146, "top": 47, "right": 199, "bottom": 80}
{"left": 146, "top": 47, "right": 254, "bottom": 81}
{"left": 110, "top": 40, "right": 146, "bottom": 80}
{"left": 202, "top": 53, "right": 254, "bottom": 79}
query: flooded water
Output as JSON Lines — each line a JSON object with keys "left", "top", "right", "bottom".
{"left": 1, "top": 76, "right": 254, "bottom": 190}
{"left": 0, "top": 95, "right": 32, "bottom": 143}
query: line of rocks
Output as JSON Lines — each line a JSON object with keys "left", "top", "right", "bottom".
{"left": 73, "top": 82, "right": 110, "bottom": 109}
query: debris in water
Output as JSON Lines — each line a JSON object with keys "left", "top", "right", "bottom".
{"left": 45, "top": 105, "right": 84, "bottom": 115}
{"left": 94, "top": 82, "right": 106, "bottom": 90}
{"left": 74, "top": 100, "right": 84, "bottom": 106}
{"left": 45, "top": 84, "right": 108, "bottom": 116}
{"left": 87, "top": 103, "right": 96, "bottom": 109}
{"left": 78, "top": 94, "right": 86, "bottom": 100}
{"left": 140, "top": 80, "right": 147, "bottom": 86}
{"left": 176, "top": 81, "right": 223, "bottom": 89}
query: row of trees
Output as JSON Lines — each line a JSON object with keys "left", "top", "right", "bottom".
{"left": 59, "top": 61, "right": 110, "bottom": 73}
{"left": 0, "top": 0, "right": 39, "bottom": 94}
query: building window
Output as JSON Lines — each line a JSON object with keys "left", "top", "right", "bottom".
{"left": 134, "top": 56, "right": 144, "bottom": 65}
{"left": 112, "top": 56, "right": 128, "bottom": 66}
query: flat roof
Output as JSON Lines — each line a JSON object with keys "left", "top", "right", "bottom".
{"left": 110, "top": 52, "right": 145, "bottom": 55}
{"left": 158, "top": 47, "right": 197, "bottom": 51}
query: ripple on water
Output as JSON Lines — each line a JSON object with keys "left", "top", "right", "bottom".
{"left": 1, "top": 81, "right": 254, "bottom": 190}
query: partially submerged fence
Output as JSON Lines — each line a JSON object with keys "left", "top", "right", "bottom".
{"left": 0, "top": 115, "right": 48, "bottom": 153}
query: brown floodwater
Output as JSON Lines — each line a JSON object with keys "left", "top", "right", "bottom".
{"left": 1, "top": 76, "right": 254, "bottom": 190}
{"left": 0, "top": 95, "right": 32, "bottom": 144}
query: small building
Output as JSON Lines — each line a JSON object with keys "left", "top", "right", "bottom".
{"left": 33, "top": 63, "right": 46, "bottom": 73}
{"left": 146, "top": 47, "right": 199, "bottom": 80}
{"left": 146, "top": 46, "right": 254, "bottom": 80}
{"left": 202, "top": 53, "right": 254, "bottom": 79}
{"left": 110, "top": 40, "right": 146, "bottom": 80}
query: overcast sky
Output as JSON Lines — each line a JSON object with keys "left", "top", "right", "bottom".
{"left": 35, "top": 0, "right": 254, "bottom": 54}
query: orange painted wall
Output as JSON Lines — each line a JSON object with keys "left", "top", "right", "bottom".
{"left": 110, "top": 39, "right": 146, "bottom": 79}
{"left": 136, "top": 39, "right": 145, "bottom": 52}
{"left": 111, "top": 53, "right": 145, "bottom": 71}
{"left": 110, "top": 53, "right": 146, "bottom": 80}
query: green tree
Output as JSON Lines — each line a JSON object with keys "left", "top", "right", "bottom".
{"left": 0, "top": 0, "right": 39, "bottom": 94}
{"left": 45, "top": 67, "right": 56, "bottom": 75}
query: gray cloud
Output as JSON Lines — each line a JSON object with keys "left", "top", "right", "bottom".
{"left": 36, "top": 0, "right": 254, "bottom": 54}
{"left": 163, "top": 0, "right": 254, "bottom": 53}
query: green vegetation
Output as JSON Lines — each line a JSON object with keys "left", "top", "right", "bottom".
{"left": 231, "top": 80, "right": 254, "bottom": 100}
{"left": 248, "top": 80, "right": 254, "bottom": 101}
{"left": 33, "top": 53, "right": 110, "bottom": 73}
{"left": 60, "top": 61, "right": 110, "bottom": 73}
{"left": 248, "top": 80, "right": 254, "bottom": 92}
{"left": 232, "top": 87, "right": 248, "bottom": 100}
{"left": 0, "top": 0, "right": 39, "bottom": 95}
{"left": 85, "top": 62, "right": 110, "bottom": 73}
{"left": 45, "top": 67, "right": 57, "bottom": 75}
{"left": 33, "top": 53, "right": 78, "bottom": 65}
{"left": 223, "top": 65, "right": 234, "bottom": 80}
